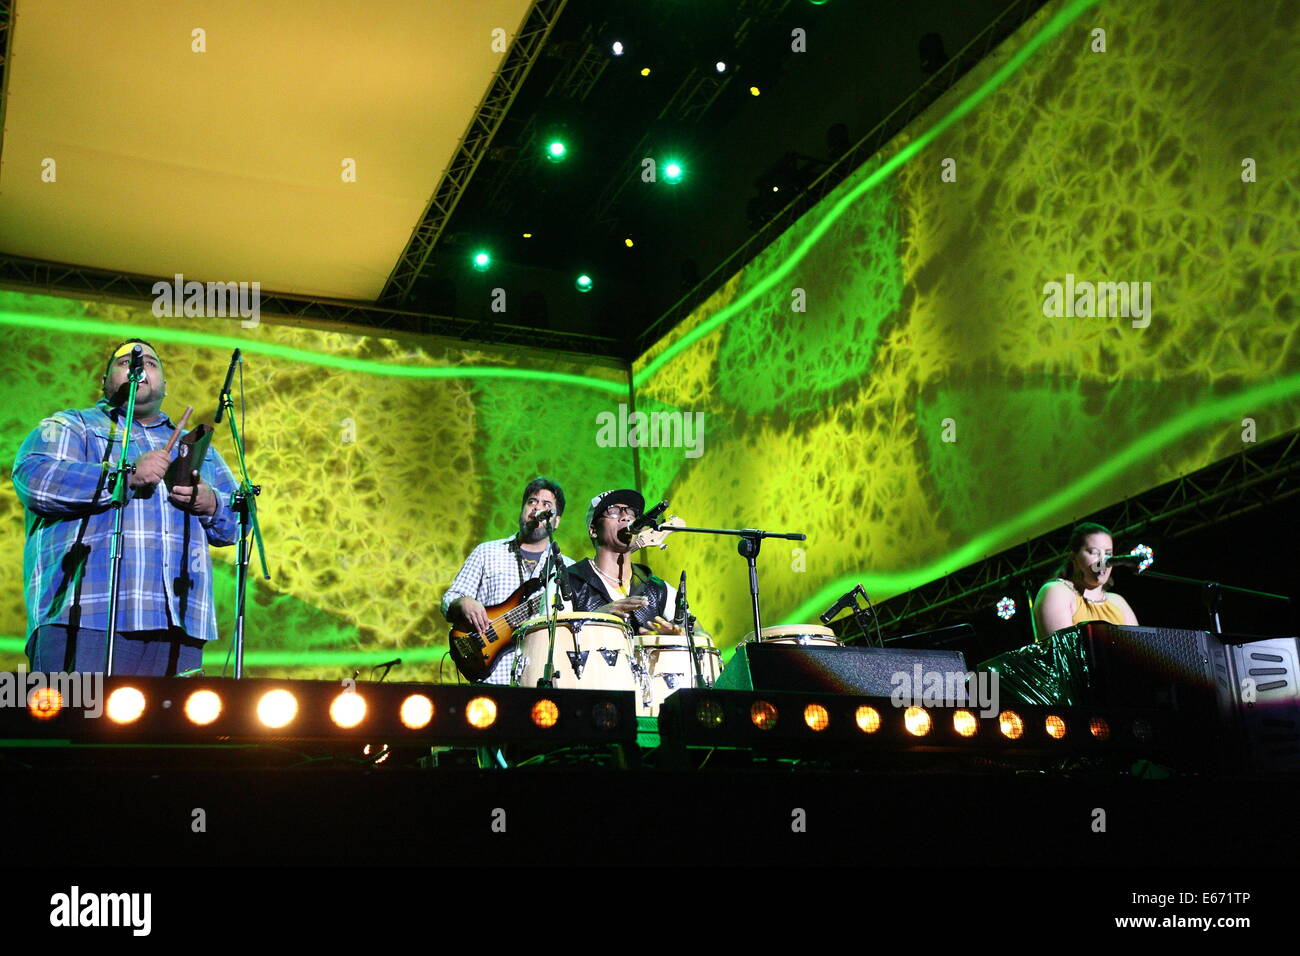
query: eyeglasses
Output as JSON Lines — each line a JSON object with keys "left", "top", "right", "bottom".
{"left": 601, "top": 506, "right": 639, "bottom": 519}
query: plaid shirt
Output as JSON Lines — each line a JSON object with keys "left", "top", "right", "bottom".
{"left": 441, "top": 535, "right": 575, "bottom": 685}
{"left": 11, "top": 399, "right": 241, "bottom": 643}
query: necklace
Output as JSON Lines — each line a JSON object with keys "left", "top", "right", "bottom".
{"left": 1062, "top": 578, "right": 1107, "bottom": 604}
{"left": 591, "top": 559, "right": 630, "bottom": 591}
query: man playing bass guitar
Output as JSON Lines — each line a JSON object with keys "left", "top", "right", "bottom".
{"left": 441, "top": 476, "right": 576, "bottom": 684}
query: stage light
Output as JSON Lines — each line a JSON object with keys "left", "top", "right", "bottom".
{"left": 522, "top": 232, "right": 532, "bottom": 239}
{"left": 106, "top": 687, "right": 146, "bottom": 724}
{"left": 749, "top": 86, "right": 760, "bottom": 96}
{"left": 1045, "top": 715, "right": 1067, "bottom": 739}
{"left": 640, "top": 67, "right": 651, "bottom": 76}
{"left": 257, "top": 689, "right": 297, "bottom": 729}
{"left": 575, "top": 274, "right": 593, "bottom": 293}
{"left": 471, "top": 251, "right": 491, "bottom": 272}
{"left": 611, "top": 41, "right": 624, "bottom": 56}
{"left": 1132, "top": 718, "right": 1154, "bottom": 743}
{"left": 953, "top": 709, "right": 978, "bottom": 737}
{"left": 855, "top": 705, "right": 881, "bottom": 733}
{"left": 330, "top": 690, "right": 367, "bottom": 729}
{"left": 803, "top": 703, "right": 829, "bottom": 731}
{"left": 27, "top": 687, "right": 62, "bottom": 721}
{"left": 750, "top": 700, "right": 778, "bottom": 730}
{"left": 1133, "top": 543, "right": 1155, "bottom": 571}
{"left": 999, "top": 710, "right": 1024, "bottom": 739}
{"left": 531, "top": 699, "right": 559, "bottom": 728}
{"left": 592, "top": 702, "right": 620, "bottom": 730}
{"left": 904, "top": 706, "right": 931, "bottom": 736}
{"left": 545, "top": 140, "right": 567, "bottom": 163}
{"left": 1090, "top": 717, "right": 1110, "bottom": 740}
{"left": 715, "top": 61, "right": 727, "bottom": 73}
{"left": 663, "top": 161, "right": 684, "bottom": 184}
{"left": 466, "top": 696, "right": 498, "bottom": 729}
{"left": 624, "top": 238, "right": 634, "bottom": 247}
{"left": 695, "top": 698, "right": 725, "bottom": 728}
{"left": 363, "top": 743, "right": 391, "bottom": 765}
{"left": 184, "top": 689, "right": 222, "bottom": 726}
{"left": 996, "top": 597, "right": 1016, "bottom": 620}
{"left": 400, "top": 694, "right": 434, "bottom": 729}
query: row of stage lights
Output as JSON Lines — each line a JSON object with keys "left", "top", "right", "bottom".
{"left": 13, "top": 678, "right": 637, "bottom": 745}
{"left": 9, "top": 678, "right": 1176, "bottom": 763}
{"left": 659, "top": 690, "right": 1173, "bottom": 758}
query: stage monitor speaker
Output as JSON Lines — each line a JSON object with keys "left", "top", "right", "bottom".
{"left": 1228, "top": 637, "right": 1300, "bottom": 773}
{"left": 716, "top": 643, "right": 970, "bottom": 699}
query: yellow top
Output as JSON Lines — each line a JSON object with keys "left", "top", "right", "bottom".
{"left": 1059, "top": 580, "right": 1129, "bottom": 626}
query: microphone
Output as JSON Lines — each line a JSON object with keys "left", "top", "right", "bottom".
{"left": 128, "top": 344, "right": 144, "bottom": 380}
{"left": 531, "top": 509, "right": 555, "bottom": 524}
{"left": 819, "top": 585, "right": 863, "bottom": 625}
{"left": 214, "top": 348, "right": 241, "bottom": 424}
{"left": 673, "top": 571, "right": 687, "bottom": 626}
{"left": 1100, "top": 552, "right": 1147, "bottom": 570}
{"left": 617, "top": 499, "right": 669, "bottom": 543}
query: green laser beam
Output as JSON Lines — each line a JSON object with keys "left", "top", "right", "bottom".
{"left": 783, "top": 373, "right": 1300, "bottom": 625}
{"left": 632, "top": 0, "right": 1101, "bottom": 386}
{"left": 0, "top": 309, "right": 628, "bottom": 396}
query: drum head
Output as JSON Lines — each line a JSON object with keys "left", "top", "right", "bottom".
{"left": 744, "top": 624, "right": 838, "bottom": 643}
{"left": 638, "top": 631, "right": 715, "bottom": 649}
{"left": 520, "top": 611, "right": 628, "bottom": 633}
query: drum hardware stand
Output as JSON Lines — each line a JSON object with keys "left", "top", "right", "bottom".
{"left": 216, "top": 356, "right": 270, "bottom": 679}
{"left": 640, "top": 518, "right": 806, "bottom": 647}
{"left": 104, "top": 350, "right": 147, "bottom": 676}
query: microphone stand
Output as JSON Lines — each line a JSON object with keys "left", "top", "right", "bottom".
{"left": 104, "top": 360, "right": 146, "bottom": 676}
{"left": 535, "top": 519, "right": 572, "bottom": 688}
{"left": 676, "top": 579, "right": 708, "bottom": 689}
{"left": 1130, "top": 569, "right": 1291, "bottom": 639}
{"left": 644, "top": 522, "right": 806, "bottom": 645}
{"left": 216, "top": 363, "right": 270, "bottom": 678}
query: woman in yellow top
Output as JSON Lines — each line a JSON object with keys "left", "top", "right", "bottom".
{"left": 1033, "top": 522, "right": 1138, "bottom": 641}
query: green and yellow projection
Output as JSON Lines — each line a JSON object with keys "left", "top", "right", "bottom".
{"left": 0, "top": 0, "right": 1295, "bottom": 679}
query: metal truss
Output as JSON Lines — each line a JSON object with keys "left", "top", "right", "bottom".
{"left": 635, "top": 0, "right": 1050, "bottom": 352}
{"left": 863, "top": 429, "right": 1300, "bottom": 637}
{"left": 657, "top": 66, "right": 733, "bottom": 124}
{"left": 545, "top": 23, "right": 609, "bottom": 102}
{"left": 0, "top": 253, "right": 619, "bottom": 356}
{"left": 0, "top": 0, "right": 11, "bottom": 163}
{"left": 378, "top": 0, "right": 568, "bottom": 306}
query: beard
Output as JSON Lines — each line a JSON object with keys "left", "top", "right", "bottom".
{"left": 518, "top": 518, "right": 549, "bottom": 544}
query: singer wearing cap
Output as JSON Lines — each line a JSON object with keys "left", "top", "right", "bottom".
{"left": 1033, "top": 522, "right": 1139, "bottom": 640}
{"left": 565, "top": 489, "right": 684, "bottom": 635}
{"left": 11, "top": 339, "right": 241, "bottom": 675}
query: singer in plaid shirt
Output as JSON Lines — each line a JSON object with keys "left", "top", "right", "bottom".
{"left": 441, "top": 477, "right": 575, "bottom": 685}
{"left": 11, "top": 340, "right": 241, "bottom": 675}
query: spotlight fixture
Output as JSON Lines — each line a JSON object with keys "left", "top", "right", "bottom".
{"left": 106, "top": 687, "right": 146, "bottom": 725}
{"left": 330, "top": 690, "right": 367, "bottom": 729}
{"left": 996, "top": 597, "right": 1016, "bottom": 620}
{"left": 611, "top": 41, "right": 624, "bottom": 56}
{"left": 471, "top": 251, "right": 491, "bottom": 272}
{"left": 749, "top": 86, "right": 760, "bottom": 96}
{"left": 715, "top": 61, "right": 727, "bottom": 73}
{"left": 662, "top": 161, "right": 684, "bottom": 184}
{"left": 184, "top": 689, "right": 222, "bottom": 726}
{"left": 545, "top": 140, "right": 567, "bottom": 163}
{"left": 257, "top": 689, "right": 298, "bottom": 729}
{"left": 575, "top": 274, "right": 594, "bottom": 293}
{"left": 640, "top": 67, "right": 651, "bottom": 77}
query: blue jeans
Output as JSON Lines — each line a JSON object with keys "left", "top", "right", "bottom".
{"left": 27, "top": 624, "right": 204, "bottom": 676}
